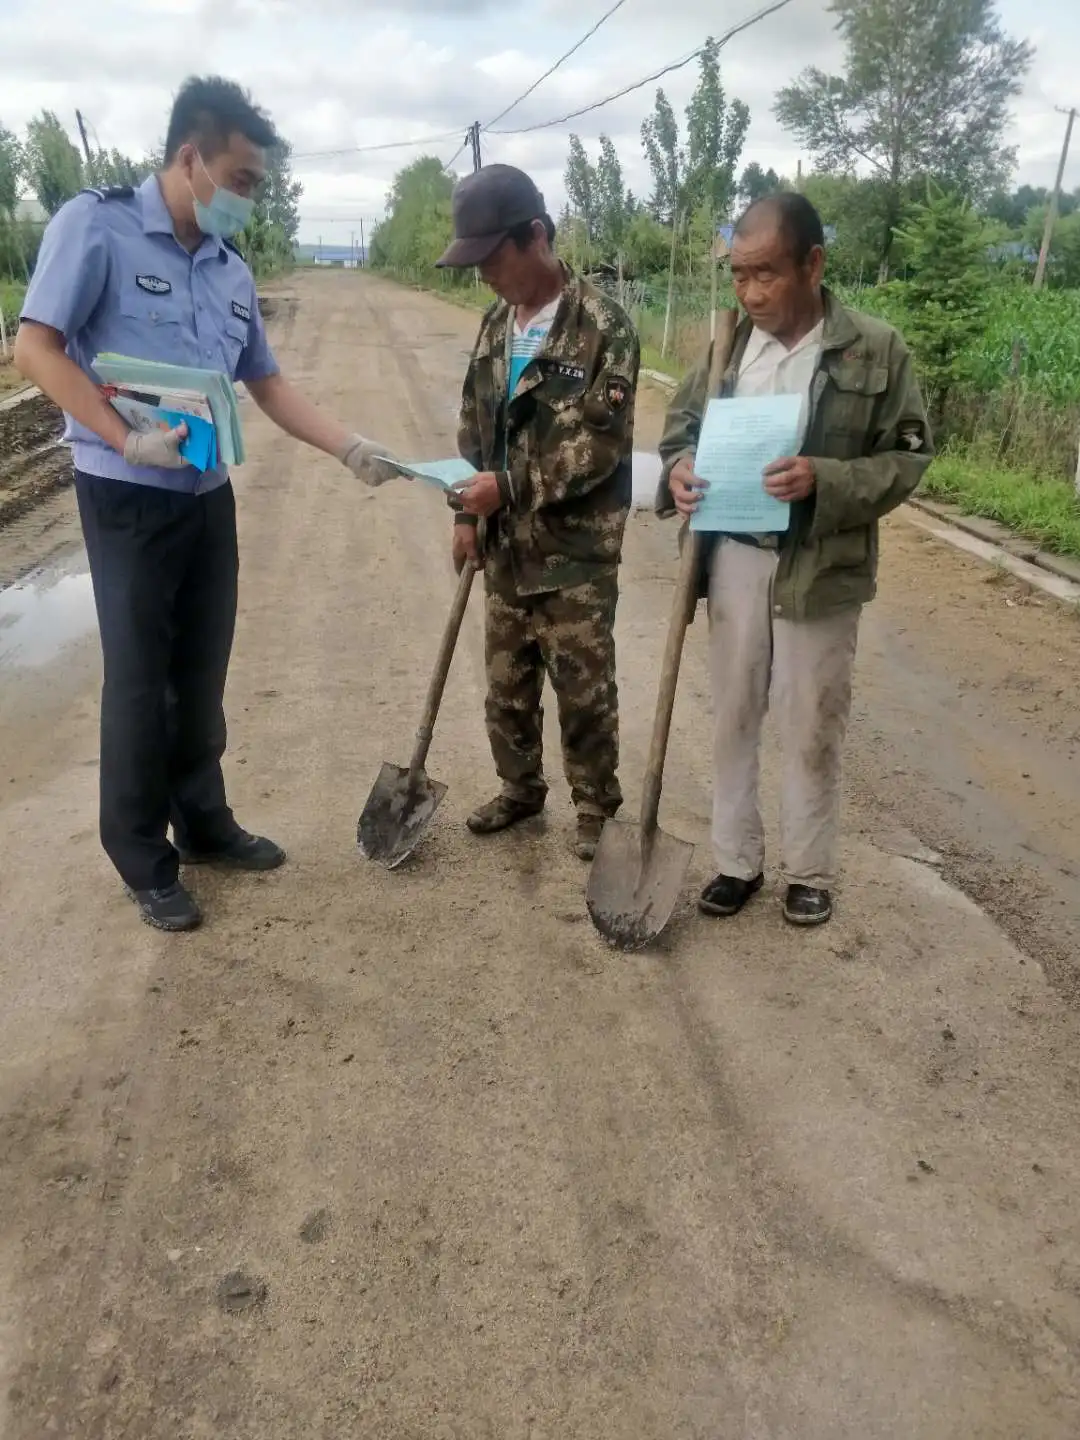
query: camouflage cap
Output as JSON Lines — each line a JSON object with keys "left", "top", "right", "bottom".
{"left": 436, "top": 164, "right": 546, "bottom": 268}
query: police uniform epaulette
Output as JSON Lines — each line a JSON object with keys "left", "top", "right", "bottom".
{"left": 81, "top": 185, "right": 136, "bottom": 201}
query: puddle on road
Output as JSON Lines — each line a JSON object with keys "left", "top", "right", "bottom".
{"left": 0, "top": 562, "right": 96, "bottom": 670}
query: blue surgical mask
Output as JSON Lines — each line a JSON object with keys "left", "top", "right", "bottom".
{"left": 190, "top": 152, "right": 255, "bottom": 238}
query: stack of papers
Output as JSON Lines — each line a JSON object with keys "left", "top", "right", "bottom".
{"left": 94, "top": 353, "right": 245, "bottom": 471}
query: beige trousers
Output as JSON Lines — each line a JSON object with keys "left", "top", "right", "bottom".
{"left": 707, "top": 538, "right": 860, "bottom": 889}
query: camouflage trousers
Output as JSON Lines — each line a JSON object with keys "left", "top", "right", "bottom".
{"left": 483, "top": 558, "right": 622, "bottom": 819}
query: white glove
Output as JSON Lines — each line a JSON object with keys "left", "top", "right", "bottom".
{"left": 123, "top": 423, "right": 189, "bottom": 470}
{"left": 338, "top": 433, "right": 402, "bottom": 488}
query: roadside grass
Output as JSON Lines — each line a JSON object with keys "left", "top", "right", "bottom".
{"left": 921, "top": 450, "right": 1080, "bottom": 559}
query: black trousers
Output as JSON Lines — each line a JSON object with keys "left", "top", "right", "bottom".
{"left": 76, "top": 473, "right": 241, "bottom": 891}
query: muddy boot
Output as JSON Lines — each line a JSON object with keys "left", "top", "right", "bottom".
{"left": 466, "top": 794, "right": 545, "bottom": 836}
{"left": 783, "top": 885, "right": 833, "bottom": 927}
{"left": 573, "top": 813, "right": 606, "bottom": 861}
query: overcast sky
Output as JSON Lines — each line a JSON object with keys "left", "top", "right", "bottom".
{"left": 3, "top": 0, "right": 1077, "bottom": 244}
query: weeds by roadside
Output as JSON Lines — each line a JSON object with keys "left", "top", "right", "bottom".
{"left": 922, "top": 451, "right": 1080, "bottom": 559}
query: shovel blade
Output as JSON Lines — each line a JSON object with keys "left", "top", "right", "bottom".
{"left": 357, "top": 762, "right": 447, "bottom": 870}
{"left": 586, "top": 817, "right": 694, "bottom": 951}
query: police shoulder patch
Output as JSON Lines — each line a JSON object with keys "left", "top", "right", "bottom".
{"left": 135, "top": 274, "right": 172, "bottom": 296}
{"left": 603, "top": 375, "right": 630, "bottom": 412}
{"left": 231, "top": 299, "right": 252, "bottom": 323}
{"left": 83, "top": 185, "right": 135, "bottom": 202}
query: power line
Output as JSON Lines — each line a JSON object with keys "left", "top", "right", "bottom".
{"left": 487, "top": 0, "right": 795, "bottom": 136}
{"left": 293, "top": 129, "right": 463, "bottom": 161}
{"left": 483, "top": 0, "right": 630, "bottom": 132}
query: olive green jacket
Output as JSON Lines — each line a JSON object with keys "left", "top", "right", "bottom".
{"left": 656, "top": 289, "right": 933, "bottom": 620}
{"left": 456, "top": 265, "right": 640, "bottom": 595}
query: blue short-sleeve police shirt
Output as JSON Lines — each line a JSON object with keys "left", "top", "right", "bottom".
{"left": 20, "top": 175, "right": 279, "bottom": 494}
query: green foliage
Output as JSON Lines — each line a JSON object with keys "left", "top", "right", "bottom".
{"left": 1023, "top": 208, "right": 1080, "bottom": 289}
{"left": 621, "top": 212, "right": 673, "bottom": 277}
{"left": 682, "top": 37, "right": 750, "bottom": 222}
{"left": 596, "top": 136, "right": 628, "bottom": 250}
{"left": 562, "top": 134, "right": 632, "bottom": 264}
{"left": 641, "top": 44, "right": 749, "bottom": 230}
{"left": 370, "top": 157, "right": 458, "bottom": 279}
{"left": 85, "top": 149, "right": 145, "bottom": 189}
{"left": 641, "top": 90, "right": 680, "bottom": 224}
{"left": 238, "top": 142, "right": 303, "bottom": 279}
{"left": 564, "top": 136, "right": 598, "bottom": 241}
{"left": 0, "top": 123, "right": 23, "bottom": 218}
{"left": 892, "top": 185, "right": 991, "bottom": 412}
{"left": 738, "top": 162, "right": 782, "bottom": 207}
{"left": 24, "top": 111, "right": 83, "bottom": 217}
{"left": 922, "top": 453, "right": 1080, "bottom": 560}
{"left": 776, "top": 0, "right": 1032, "bottom": 271}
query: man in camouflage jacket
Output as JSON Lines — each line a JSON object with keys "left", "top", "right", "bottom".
{"left": 437, "top": 164, "right": 640, "bottom": 860}
{"left": 659, "top": 193, "right": 932, "bottom": 927}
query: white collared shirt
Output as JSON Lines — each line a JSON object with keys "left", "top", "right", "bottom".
{"left": 734, "top": 319, "right": 824, "bottom": 451}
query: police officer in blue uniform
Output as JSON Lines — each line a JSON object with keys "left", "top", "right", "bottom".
{"left": 16, "top": 76, "right": 398, "bottom": 933}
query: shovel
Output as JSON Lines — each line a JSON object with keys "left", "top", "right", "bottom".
{"left": 357, "top": 526, "right": 483, "bottom": 869}
{"left": 585, "top": 532, "right": 701, "bottom": 948}
{"left": 586, "top": 308, "right": 737, "bottom": 950}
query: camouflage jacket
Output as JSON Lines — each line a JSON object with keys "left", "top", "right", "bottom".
{"left": 657, "top": 289, "right": 933, "bottom": 620}
{"left": 456, "top": 265, "right": 640, "bottom": 595}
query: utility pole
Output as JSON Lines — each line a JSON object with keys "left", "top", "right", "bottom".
{"left": 1034, "top": 106, "right": 1076, "bottom": 291}
{"left": 359, "top": 218, "right": 365, "bottom": 268}
{"left": 75, "top": 109, "right": 93, "bottom": 167}
{"left": 467, "top": 123, "right": 482, "bottom": 173}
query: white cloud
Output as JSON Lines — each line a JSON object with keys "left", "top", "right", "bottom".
{"left": 1, "top": 0, "right": 1074, "bottom": 244}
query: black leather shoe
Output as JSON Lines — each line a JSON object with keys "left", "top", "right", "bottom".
{"left": 128, "top": 881, "right": 202, "bottom": 932}
{"left": 784, "top": 885, "right": 833, "bottom": 927}
{"left": 698, "top": 872, "right": 764, "bottom": 917}
{"left": 178, "top": 830, "right": 286, "bottom": 871}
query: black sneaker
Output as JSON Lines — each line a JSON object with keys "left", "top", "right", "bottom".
{"left": 178, "top": 830, "right": 286, "bottom": 872}
{"left": 128, "top": 881, "right": 202, "bottom": 932}
{"left": 698, "top": 872, "right": 764, "bottom": 918}
{"left": 783, "top": 885, "right": 833, "bottom": 927}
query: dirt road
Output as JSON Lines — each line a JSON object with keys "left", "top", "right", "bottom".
{"left": 2, "top": 269, "right": 1080, "bottom": 1438}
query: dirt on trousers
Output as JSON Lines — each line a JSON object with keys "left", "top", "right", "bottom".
{"left": 0, "top": 269, "right": 1079, "bottom": 1438}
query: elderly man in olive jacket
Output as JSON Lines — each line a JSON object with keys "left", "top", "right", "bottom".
{"left": 658, "top": 193, "right": 933, "bottom": 927}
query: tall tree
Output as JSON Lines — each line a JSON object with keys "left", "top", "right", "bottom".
{"left": 0, "top": 123, "right": 23, "bottom": 218}
{"left": 738, "top": 162, "right": 782, "bottom": 208}
{"left": 24, "top": 111, "right": 84, "bottom": 216}
{"left": 564, "top": 135, "right": 598, "bottom": 243}
{"left": 683, "top": 37, "right": 750, "bottom": 222}
{"left": 894, "top": 183, "right": 990, "bottom": 421}
{"left": 370, "top": 156, "right": 455, "bottom": 276}
{"left": 641, "top": 90, "right": 681, "bottom": 225}
{"left": 775, "top": 0, "right": 1031, "bottom": 274}
{"left": 85, "top": 148, "right": 142, "bottom": 189}
{"left": 258, "top": 141, "right": 303, "bottom": 250}
{"left": 595, "top": 135, "right": 628, "bottom": 250}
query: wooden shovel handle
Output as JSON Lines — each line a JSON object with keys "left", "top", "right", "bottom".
{"left": 408, "top": 518, "right": 486, "bottom": 780}
{"left": 638, "top": 309, "right": 738, "bottom": 837}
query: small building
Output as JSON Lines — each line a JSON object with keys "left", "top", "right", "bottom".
{"left": 309, "top": 244, "right": 365, "bottom": 269}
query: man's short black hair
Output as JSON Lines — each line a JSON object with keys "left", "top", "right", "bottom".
{"left": 164, "top": 76, "right": 278, "bottom": 163}
{"left": 734, "top": 192, "right": 825, "bottom": 265}
{"left": 508, "top": 214, "right": 557, "bottom": 251}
